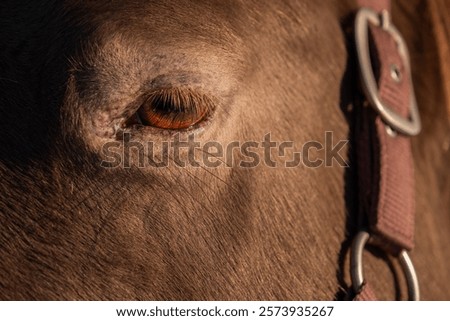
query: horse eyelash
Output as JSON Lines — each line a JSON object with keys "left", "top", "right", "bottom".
{"left": 146, "top": 87, "right": 215, "bottom": 115}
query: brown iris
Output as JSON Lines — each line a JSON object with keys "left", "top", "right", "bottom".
{"left": 133, "top": 88, "right": 212, "bottom": 130}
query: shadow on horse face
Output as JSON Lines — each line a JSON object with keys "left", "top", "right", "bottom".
{"left": 1, "top": 0, "right": 449, "bottom": 300}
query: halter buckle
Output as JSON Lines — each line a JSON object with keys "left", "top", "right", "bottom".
{"left": 355, "top": 8, "right": 421, "bottom": 136}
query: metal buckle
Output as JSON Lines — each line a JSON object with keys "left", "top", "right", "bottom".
{"left": 355, "top": 8, "right": 421, "bottom": 136}
{"left": 350, "top": 231, "right": 420, "bottom": 301}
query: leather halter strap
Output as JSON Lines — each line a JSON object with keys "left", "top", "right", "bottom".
{"left": 350, "top": 0, "right": 421, "bottom": 300}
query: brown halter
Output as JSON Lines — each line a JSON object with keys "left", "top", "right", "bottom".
{"left": 350, "top": 0, "right": 421, "bottom": 300}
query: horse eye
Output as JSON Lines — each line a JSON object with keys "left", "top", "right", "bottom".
{"left": 127, "top": 88, "right": 212, "bottom": 130}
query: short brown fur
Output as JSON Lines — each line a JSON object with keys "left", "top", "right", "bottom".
{"left": 0, "top": 0, "right": 449, "bottom": 300}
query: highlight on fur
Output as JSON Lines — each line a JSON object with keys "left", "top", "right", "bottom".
{"left": 0, "top": 0, "right": 448, "bottom": 300}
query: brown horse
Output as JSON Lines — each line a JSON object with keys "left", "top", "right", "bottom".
{"left": 0, "top": 0, "right": 449, "bottom": 300}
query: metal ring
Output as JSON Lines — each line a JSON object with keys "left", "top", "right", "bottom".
{"left": 350, "top": 231, "right": 420, "bottom": 300}
{"left": 355, "top": 8, "right": 421, "bottom": 136}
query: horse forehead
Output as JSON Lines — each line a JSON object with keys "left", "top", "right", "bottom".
{"left": 63, "top": 4, "right": 343, "bottom": 84}
{"left": 64, "top": 0, "right": 248, "bottom": 35}
{"left": 63, "top": 0, "right": 345, "bottom": 99}
{"left": 63, "top": 1, "right": 333, "bottom": 43}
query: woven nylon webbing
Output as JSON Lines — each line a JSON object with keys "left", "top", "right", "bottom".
{"left": 353, "top": 0, "right": 416, "bottom": 300}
